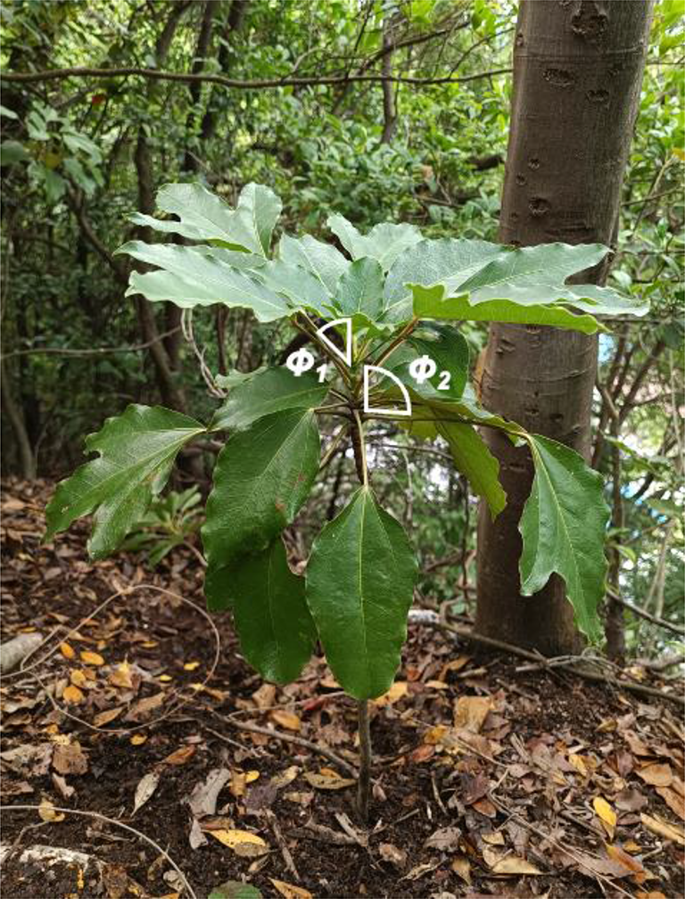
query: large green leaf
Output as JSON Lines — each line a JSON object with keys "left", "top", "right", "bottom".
{"left": 436, "top": 421, "right": 506, "bottom": 518}
{"left": 44, "top": 405, "right": 205, "bottom": 559}
{"left": 384, "top": 238, "right": 502, "bottom": 322}
{"left": 279, "top": 233, "right": 349, "bottom": 295}
{"left": 117, "top": 242, "right": 290, "bottom": 322}
{"left": 333, "top": 257, "right": 385, "bottom": 318}
{"left": 212, "top": 367, "right": 328, "bottom": 431}
{"left": 129, "top": 182, "right": 281, "bottom": 256}
{"left": 227, "top": 538, "right": 316, "bottom": 683}
{"left": 519, "top": 435, "right": 609, "bottom": 641}
{"left": 327, "top": 214, "right": 423, "bottom": 272}
{"left": 203, "top": 409, "right": 320, "bottom": 607}
{"left": 384, "top": 238, "right": 647, "bottom": 328}
{"left": 412, "top": 286, "right": 608, "bottom": 334}
{"left": 305, "top": 487, "right": 416, "bottom": 700}
{"left": 253, "top": 258, "right": 331, "bottom": 316}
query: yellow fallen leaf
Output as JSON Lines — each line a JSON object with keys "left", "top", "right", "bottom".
{"left": 70, "top": 669, "right": 88, "bottom": 688}
{"left": 640, "top": 812, "right": 685, "bottom": 845}
{"left": 80, "top": 650, "right": 104, "bottom": 666}
{"left": 593, "top": 796, "right": 617, "bottom": 839}
{"left": 451, "top": 856, "right": 471, "bottom": 884}
{"left": 140, "top": 641, "right": 158, "bottom": 648}
{"left": 424, "top": 725, "right": 448, "bottom": 745}
{"left": 93, "top": 707, "right": 124, "bottom": 727}
{"left": 246, "top": 770, "right": 260, "bottom": 783}
{"left": 482, "top": 831, "right": 506, "bottom": 846}
{"left": 209, "top": 829, "right": 268, "bottom": 856}
{"left": 637, "top": 763, "right": 673, "bottom": 788}
{"left": 270, "top": 710, "right": 301, "bottom": 731}
{"left": 304, "top": 771, "right": 355, "bottom": 791}
{"left": 375, "top": 681, "right": 408, "bottom": 706}
{"left": 163, "top": 745, "right": 196, "bottom": 766}
{"left": 568, "top": 754, "right": 588, "bottom": 776}
{"left": 183, "top": 661, "right": 201, "bottom": 671}
{"left": 62, "top": 684, "right": 84, "bottom": 705}
{"left": 606, "top": 843, "right": 644, "bottom": 875}
{"left": 271, "top": 879, "right": 313, "bottom": 899}
{"left": 158, "top": 674, "right": 173, "bottom": 683}
{"left": 425, "top": 680, "right": 449, "bottom": 690}
{"left": 39, "top": 799, "right": 65, "bottom": 822}
{"left": 491, "top": 856, "right": 543, "bottom": 876}
{"left": 130, "top": 734, "right": 148, "bottom": 746}
{"left": 109, "top": 662, "right": 133, "bottom": 689}
{"left": 59, "top": 642, "right": 75, "bottom": 660}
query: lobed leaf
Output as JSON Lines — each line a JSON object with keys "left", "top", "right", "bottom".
{"left": 327, "top": 213, "right": 423, "bottom": 271}
{"left": 44, "top": 405, "right": 205, "bottom": 559}
{"left": 129, "top": 182, "right": 281, "bottom": 256}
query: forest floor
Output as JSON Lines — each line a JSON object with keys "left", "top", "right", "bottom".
{"left": 1, "top": 478, "right": 684, "bottom": 899}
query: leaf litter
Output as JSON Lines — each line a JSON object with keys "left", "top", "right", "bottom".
{"left": 1, "top": 477, "right": 684, "bottom": 898}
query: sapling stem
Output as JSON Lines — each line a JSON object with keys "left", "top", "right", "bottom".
{"left": 356, "top": 698, "right": 372, "bottom": 822}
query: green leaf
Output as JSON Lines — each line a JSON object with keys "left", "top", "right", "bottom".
{"left": 327, "top": 213, "right": 423, "bottom": 271}
{"left": 117, "top": 243, "right": 290, "bottom": 322}
{"left": 203, "top": 409, "right": 320, "bottom": 604}
{"left": 305, "top": 487, "right": 416, "bottom": 700}
{"left": 254, "top": 258, "right": 331, "bottom": 316}
{"left": 44, "top": 405, "right": 205, "bottom": 559}
{"left": 412, "top": 286, "right": 608, "bottom": 335}
{"left": 437, "top": 421, "right": 506, "bottom": 518}
{"left": 208, "top": 882, "right": 263, "bottom": 899}
{"left": 519, "top": 435, "right": 609, "bottom": 641}
{"left": 0, "top": 140, "right": 29, "bottom": 165}
{"left": 334, "top": 257, "right": 385, "bottom": 318}
{"left": 129, "top": 182, "right": 281, "bottom": 255}
{"left": 225, "top": 538, "right": 316, "bottom": 683}
{"left": 212, "top": 366, "right": 328, "bottom": 431}
{"left": 384, "top": 238, "right": 647, "bottom": 328}
{"left": 384, "top": 238, "right": 502, "bottom": 322}
{"left": 388, "top": 322, "right": 470, "bottom": 399}
{"left": 279, "top": 233, "right": 349, "bottom": 295}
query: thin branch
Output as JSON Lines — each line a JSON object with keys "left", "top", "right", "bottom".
{"left": 605, "top": 588, "right": 685, "bottom": 637}
{"left": 0, "top": 65, "right": 513, "bottom": 90}
{"left": 1, "top": 327, "right": 181, "bottom": 361}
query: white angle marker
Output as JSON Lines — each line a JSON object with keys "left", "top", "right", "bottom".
{"left": 363, "top": 365, "right": 412, "bottom": 417}
{"left": 316, "top": 318, "right": 353, "bottom": 367}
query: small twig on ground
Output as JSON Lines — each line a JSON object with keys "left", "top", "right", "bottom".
{"left": 266, "top": 810, "right": 300, "bottom": 881}
{"left": 0, "top": 805, "right": 196, "bottom": 899}
{"left": 210, "top": 710, "right": 358, "bottom": 778}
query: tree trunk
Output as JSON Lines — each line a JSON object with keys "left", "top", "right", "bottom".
{"left": 475, "top": 0, "right": 653, "bottom": 655}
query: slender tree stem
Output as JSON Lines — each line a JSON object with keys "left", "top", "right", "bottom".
{"left": 374, "top": 316, "right": 419, "bottom": 368}
{"left": 356, "top": 699, "right": 372, "bottom": 822}
{"left": 352, "top": 409, "right": 369, "bottom": 487}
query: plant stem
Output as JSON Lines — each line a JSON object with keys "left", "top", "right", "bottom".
{"left": 356, "top": 698, "right": 372, "bottom": 822}
{"left": 352, "top": 409, "right": 369, "bottom": 487}
{"left": 374, "top": 315, "right": 419, "bottom": 368}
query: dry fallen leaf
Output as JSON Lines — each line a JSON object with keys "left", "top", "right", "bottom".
{"left": 183, "top": 661, "right": 201, "bottom": 671}
{"left": 132, "top": 771, "right": 160, "bottom": 815}
{"left": 656, "top": 785, "right": 685, "bottom": 820}
{"left": 453, "top": 695, "right": 493, "bottom": 733}
{"left": 640, "top": 812, "right": 685, "bottom": 846}
{"left": 70, "top": 669, "right": 88, "bottom": 688}
{"left": 491, "top": 855, "right": 543, "bottom": 876}
{"left": 606, "top": 843, "right": 644, "bottom": 875}
{"left": 39, "top": 798, "right": 65, "bottom": 822}
{"left": 270, "top": 765, "right": 299, "bottom": 789}
{"left": 125, "top": 692, "right": 165, "bottom": 722}
{"left": 209, "top": 829, "right": 268, "bottom": 857}
{"left": 52, "top": 742, "right": 88, "bottom": 776}
{"left": 637, "top": 763, "right": 673, "bottom": 788}
{"left": 375, "top": 681, "right": 408, "bottom": 706}
{"left": 163, "top": 745, "right": 196, "bottom": 767}
{"left": 270, "top": 879, "right": 313, "bottom": 899}
{"left": 379, "top": 843, "right": 407, "bottom": 868}
{"left": 270, "top": 710, "right": 301, "bottom": 732}
{"left": 109, "top": 662, "right": 134, "bottom": 689}
{"left": 80, "top": 650, "right": 105, "bottom": 666}
{"left": 593, "top": 796, "right": 617, "bottom": 839}
{"left": 93, "top": 707, "right": 124, "bottom": 728}
{"left": 424, "top": 827, "right": 461, "bottom": 852}
{"left": 451, "top": 855, "right": 471, "bottom": 885}
{"left": 303, "top": 771, "right": 355, "bottom": 791}
{"left": 188, "top": 768, "right": 231, "bottom": 819}
{"left": 62, "top": 684, "right": 84, "bottom": 705}
{"left": 130, "top": 734, "right": 148, "bottom": 746}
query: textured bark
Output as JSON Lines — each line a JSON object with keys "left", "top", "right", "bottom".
{"left": 475, "top": 0, "right": 653, "bottom": 655}
{"left": 1, "top": 360, "right": 36, "bottom": 479}
{"left": 182, "top": 0, "right": 219, "bottom": 173}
